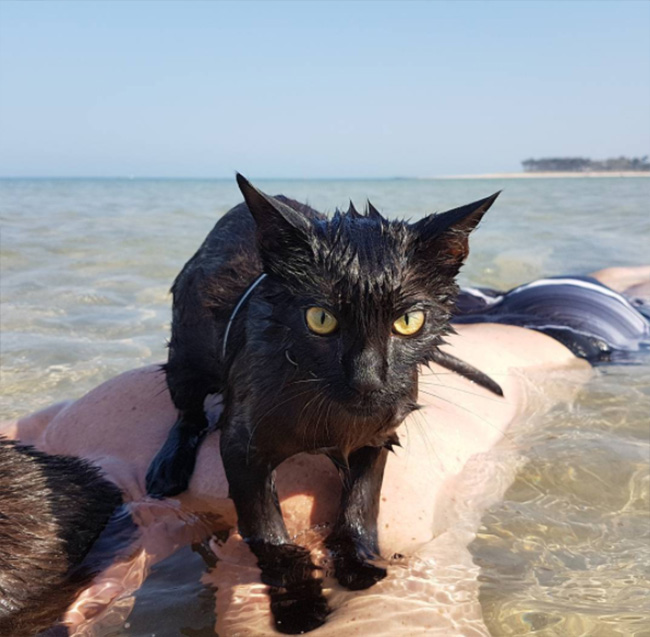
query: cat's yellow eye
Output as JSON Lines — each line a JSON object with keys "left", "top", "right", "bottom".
{"left": 392, "top": 310, "right": 425, "bottom": 336}
{"left": 306, "top": 307, "right": 338, "bottom": 335}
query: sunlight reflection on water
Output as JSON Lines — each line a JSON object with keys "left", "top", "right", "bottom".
{"left": 472, "top": 364, "right": 650, "bottom": 637}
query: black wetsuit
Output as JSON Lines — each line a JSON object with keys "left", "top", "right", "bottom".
{"left": 454, "top": 277, "right": 650, "bottom": 363}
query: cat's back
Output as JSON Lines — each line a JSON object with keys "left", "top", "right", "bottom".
{"left": 190, "top": 194, "right": 324, "bottom": 266}
{"left": 172, "top": 195, "right": 325, "bottom": 310}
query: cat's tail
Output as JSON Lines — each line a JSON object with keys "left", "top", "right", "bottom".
{"left": 429, "top": 349, "right": 504, "bottom": 397}
{"left": 0, "top": 437, "right": 123, "bottom": 637}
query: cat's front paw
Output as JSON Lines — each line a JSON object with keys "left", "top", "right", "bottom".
{"left": 252, "top": 541, "right": 330, "bottom": 634}
{"left": 270, "top": 579, "right": 330, "bottom": 634}
{"left": 326, "top": 533, "right": 387, "bottom": 591}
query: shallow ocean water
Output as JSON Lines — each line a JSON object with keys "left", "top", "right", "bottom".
{"left": 1, "top": 176, "right": 649, "bottom": 636}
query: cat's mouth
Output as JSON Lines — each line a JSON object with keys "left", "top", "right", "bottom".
{"left": 344, "top": 401, "right": 382, "bottom": 417}
{"left": 337, "top": 390, "right": 417, "bottom": 426}
{"left": 339, "top": 390, "right": 395, "bottom": 418}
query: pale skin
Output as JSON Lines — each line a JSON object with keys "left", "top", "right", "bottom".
{"left": 1, "top": 267, "right": 647, "bottom": 636}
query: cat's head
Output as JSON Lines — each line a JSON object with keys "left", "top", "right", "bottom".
{"left": 237, "top": 174, "right": 498, "bottom": 424}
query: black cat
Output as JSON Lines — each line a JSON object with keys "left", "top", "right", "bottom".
{"left": 0, "top": 438, "right": 123, "bottom": 637}
{"left": 146, "top": 175, "right": 501, "bottom": 633}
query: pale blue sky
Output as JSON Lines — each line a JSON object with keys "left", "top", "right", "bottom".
{"left": 0, "top": 0, "right": 648, "bottom": 178}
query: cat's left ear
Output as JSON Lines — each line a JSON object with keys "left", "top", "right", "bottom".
{"left": 236, "top": 173, "right": 313, "bottom": 269}
{"left": 412, "top": 192, "right": 500, "bottom": 269}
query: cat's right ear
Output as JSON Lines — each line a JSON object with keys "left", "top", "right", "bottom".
{"left": 411, "top": 192, "right": 500, "bottom": 275}
{"left": 236, "top": 173, "right": 312, "bottom": 265}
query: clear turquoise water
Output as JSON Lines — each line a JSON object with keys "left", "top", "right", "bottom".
{"left": 1, "top": 177, "right": 649, "bottom": 636}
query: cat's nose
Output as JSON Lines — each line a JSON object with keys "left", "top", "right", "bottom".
{"left": 348, "top": 347, "right": 384, "bottom": 395}
{"left": 350, "top": 375, "right": 383, "bottom": 395}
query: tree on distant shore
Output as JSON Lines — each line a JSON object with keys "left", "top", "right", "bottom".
{"left": 522, "top": 156, "right": 650, "bottom": 172}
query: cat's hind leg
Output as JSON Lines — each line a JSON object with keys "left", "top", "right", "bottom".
{"left": 147, "top": 298, "right": 223, "bottom": 497}
{"left": 146, "top": 260, "right": 226, "bottom": 498}
{"left": 145, "top": 408, "right": 209, "bottom": 497}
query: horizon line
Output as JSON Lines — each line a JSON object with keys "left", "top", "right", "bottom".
{"left": 0, "top": 175, "right": 420, "bottom": 181}
{"left": 2, "top": 172, "right": 650, "bottom": 181}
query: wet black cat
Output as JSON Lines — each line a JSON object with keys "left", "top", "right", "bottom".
{"left": 146, "top": 175, "right": 500, "bottom": 633}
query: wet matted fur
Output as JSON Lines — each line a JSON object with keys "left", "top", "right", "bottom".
{"left": 0, "top": 438, "right": 122, "bottom": 637}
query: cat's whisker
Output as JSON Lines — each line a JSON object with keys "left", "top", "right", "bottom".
{"left": 418, "top": 368, "right": 509, "bottom": 403}
{"left": 423, "top": 366, "right": 518, "bottom": 444}
{"left": 319, "top": 392, "right": 332, "bottom": 444}
{"left": 265, "top": 387, "right": 319, "bottom": 419}
{"left": 309, "top": 395, "right": 321, "bottom": 451}
{"left": 407, "top": 408, "right": 445, "bottom": 470}
{"left": 313, "top": 392, "right": 329, "bottom": 451}
{"left": 421, "top": 369, "right": 511, "bottom": 376}
{"left": 298, "top": 390, "right": 327, "bottom": 450}
{"left": 418, "top": 380, "right": 507, "bottom": 403}
{"left": 285, "top": 350, "right": 298, "bottom": 367}
{"left": 298, "top": 388, "right": 323, "bottom": 424}
{"left": 323, "top": 397, "right": 334, "bottom": 445}
{"left": 306, "top": 393, "right": 321, "bottom": 450}
{"left": 417, "top": 388, "right": 516, "bottom": 444}
{"left": 287, "top": 377, "right": 326, "bottom": 386}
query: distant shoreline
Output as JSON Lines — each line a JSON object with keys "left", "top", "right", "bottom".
{"left": 1, "top": 172, "right": 649, "bottom": 181}
{"left": 432, "top": 171, "right": 650, "bottom": 180}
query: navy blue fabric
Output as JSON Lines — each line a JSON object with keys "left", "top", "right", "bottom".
{"left": 453, "top": 277, "right": 650, "bottom": 362}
